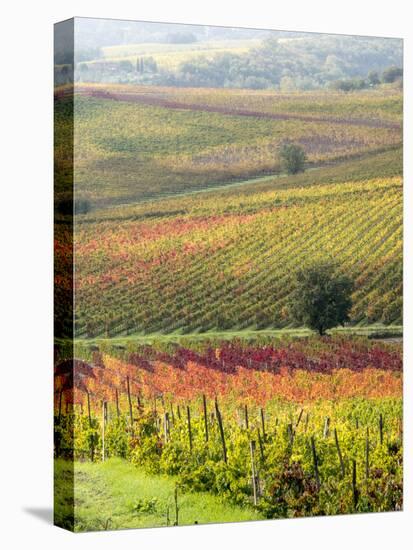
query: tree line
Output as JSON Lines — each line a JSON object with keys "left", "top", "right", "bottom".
{"left": 68, "top": 35, "right": 402, "bottom": 91}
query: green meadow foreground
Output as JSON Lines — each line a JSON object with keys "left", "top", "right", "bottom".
{"left": 55, "top": 458, "right": 262, "bottom": 531}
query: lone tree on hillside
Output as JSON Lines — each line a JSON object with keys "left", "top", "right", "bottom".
{"left": 289, "top": 262, "right": 354, "bottom": 335}
{"left": 279, "top": 142, "right": 307, "bottom": 174}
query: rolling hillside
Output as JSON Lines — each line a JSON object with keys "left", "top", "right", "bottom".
{"left": 54, "top": 84, "right": 402, "bottom": 337}
{"left": 54, "top": 84, "right": 402, "bottom": 207}
{"left": 70, "top": 173, "right": 402, "bottom": 337}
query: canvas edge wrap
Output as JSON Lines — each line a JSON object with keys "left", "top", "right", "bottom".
{"left": 54, "top": 18, "right": 75, "bottom": 532}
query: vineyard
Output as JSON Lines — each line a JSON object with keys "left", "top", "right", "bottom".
{"left": 75, "top": 83, "right": 402, "bottom": 123}
{"left": 51, "top": 83, "right": 404, "bottom": 338}
{"left": 54, "top": 336, "right": 403, "bottom": 530}
{"left": 53, "top": 84, "right": 402, "bottom": 206}
{"left": 53, "top": 59, "right": 404, "bottom": 533}
{"left": 64, "top": 176, "right": 403, "bottom": 337}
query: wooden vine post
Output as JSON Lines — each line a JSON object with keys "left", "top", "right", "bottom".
{"left": 334, "top": 428, "right": 345, "bottom": 477}
{"left": 86, "top": 389, "right": 94, "bottom": 462}
{"left": 102, "top": 400, "right": 106, "bottom": 462}
{"left": 115, "top": 388, "right": 120, "bottom": 418}
{"left": 323, "top": 417, "right": 330, "bottom": 438}
{"left": 352, "top": 459, "right": 359, "bottom": 510}
{"left": 249, "top": 440, "right": 258, "bottom": 505}
{"left": 365, "top": 427, "right": 370, "bottom": 480}
{"left": 215, "top": 398, "right": 227, "bottom": 463}
{"left": 257, "top": 428, "right": 265, "bottom": 462}
{"left": 260, "top": 408, "right": 266, "bottom": 441}
{"left": 163, "top": 412, "right": 170, "bottom": 444}
{"left": 126, "top": 376, "right": 134, "bottom": 436}
{"left": 202, "top": 394, "right": 209, "bottom": 443}
{"left": 86, "top": 389, "right": 92, "bottom": 427}
{"left": 244, "top": 404, "right": 249, "bottom": 430}
{"left": 379, "top": 414, "right": 384, "bottom": 445}
{"left": 310, "top": 436, "right": 320, "bottom": 490}
{"left": 186, "top": 406, "right": 192, "bottom": 452}
{"left": 296, "top": 408, "right": 304, "bottom": 428}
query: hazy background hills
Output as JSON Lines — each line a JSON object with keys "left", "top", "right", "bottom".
{"left": 54, "top": 18, "right": 403, "bottom": 90}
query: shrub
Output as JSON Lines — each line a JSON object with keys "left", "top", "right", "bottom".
{"left": 279, "top": 142, "right": 307, "bottom": 174}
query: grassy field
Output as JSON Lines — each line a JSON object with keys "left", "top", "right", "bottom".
{"left": 55, "top": 458, "right": 262, "bottom": 531}
{"left": 53, "top": 84, "right": 403, "bottom": 206}
{"left": 84, "top": 83, "right": 402, "bottom": 122}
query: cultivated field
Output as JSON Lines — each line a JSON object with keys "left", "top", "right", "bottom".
{"left": 55, "top": 84, "right": 402, "bottom": 206}
{"left": 54, "top": 78, "right": 403, "bottom": 530}
{"left": 53, "top": 84, "right": 403, "bottom": 338}
{"left": 54, "top": 335, "right": 403, "bottom": 529}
